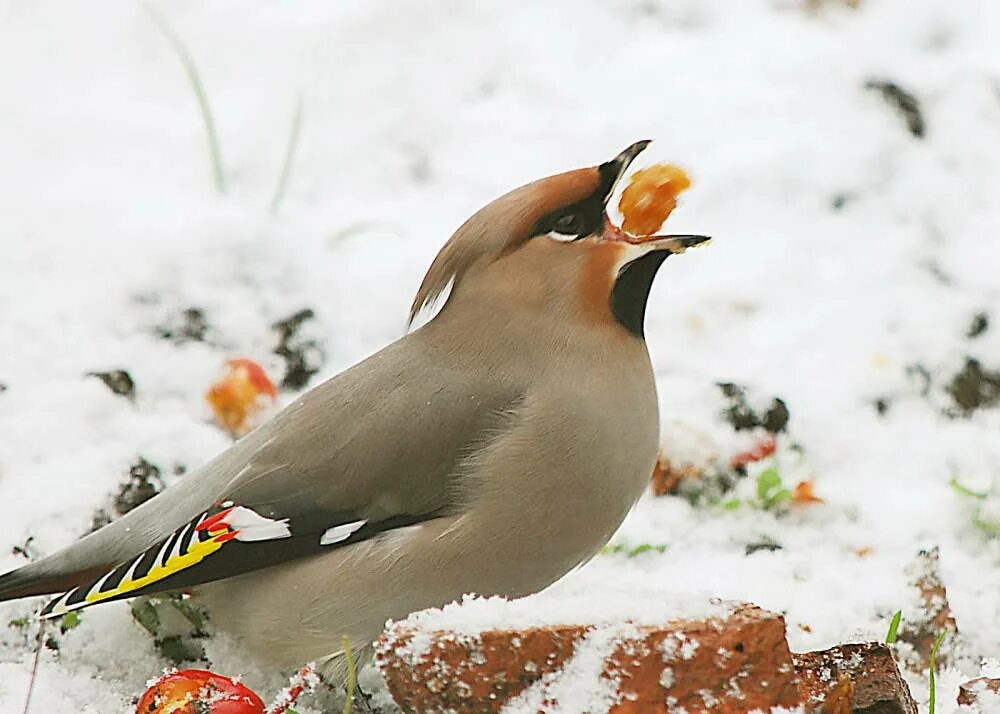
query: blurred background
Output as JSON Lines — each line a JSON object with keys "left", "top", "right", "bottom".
{"left": 0, "top": 0, "right": 998, "bottom": 710}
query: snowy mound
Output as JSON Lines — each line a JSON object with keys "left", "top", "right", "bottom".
{"left": 386, "top": 588, "right": 736, "bottom": 637}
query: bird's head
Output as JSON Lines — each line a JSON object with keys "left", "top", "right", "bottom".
{"left": 410, "top": 141, "right": 709, "bottom": 338}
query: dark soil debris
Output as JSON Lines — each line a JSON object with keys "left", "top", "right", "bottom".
{"left": 865, "top": 79, "right": 926, "bottom": 138}
{"left": 946, "top": 357, "right": 1000, "bottom": 416}
{"left": 746, "top": 540, "right": 783, "bottom": 556}
{"left": 967, "top": 312, "right": 989, "bottom": 339}
{"left": 90, "top": 457, "right": 165, "bottom": 532}
{"left": 87, "top": 369, "right": 135, "bottom": 399}
{"left": 874, "top": 397, "right": 891, "bottom": 416}
{"left": 272, "top": 308, "right": 325, "bottom": 391}
{"left": 831, "top": 192, "right": 854, "bottom": 211}
{"left": 762, "top": 398, "right": 790, "bottom": 433}
{"left": 156, "top": 635, "right": 207, "bottom": 664}
{"left": 717, "top": 382, "right": 790, "bottom": 433}
{"left": 115, "top": 458, "right": 164, "bottom": 514}
{"left": 677, "top": 464, "right": 745, "bottom": 506}
{"left": 156, "top": 307, "right": 209, "bottom": 343}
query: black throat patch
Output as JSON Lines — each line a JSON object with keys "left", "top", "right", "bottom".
{"left": 609, "top": 251, "right": 670, "bottom": 337}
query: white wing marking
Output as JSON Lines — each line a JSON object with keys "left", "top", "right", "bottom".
{"left": 217, "top": 506, "right": 291, "bottom": 542}
{"left": 319, "top": 519, "right": 367, "bottom": 546}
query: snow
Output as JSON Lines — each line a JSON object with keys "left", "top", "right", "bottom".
{"left": 501, "top": 623, "right": 641, "bottom": 714}
{"left": 385, "top": 589, "right": 734, "bottom": 654}
{"left": 0, "top": 0, "right": 999, "bottom": 712}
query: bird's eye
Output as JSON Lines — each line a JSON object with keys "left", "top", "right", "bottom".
{"left": 552, "top": 213, "right": 583, "bottom": 236}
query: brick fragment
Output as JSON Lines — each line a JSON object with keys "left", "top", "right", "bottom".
{"left": 794, "top": 642, "right": 917, "bottom": 713}
{"left": 897, "top": 547, "right": 959, "bottom": 671}
{"left": 957, "top": 677, "right": 1000, "bottom": 707}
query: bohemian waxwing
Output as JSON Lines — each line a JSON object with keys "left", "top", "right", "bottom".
{"left": 0, "top": 141, "right": 709, "bottom": 677}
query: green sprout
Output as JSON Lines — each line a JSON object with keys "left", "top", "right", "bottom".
{"left": 756, "top": 468, "right": 792, "bottom": 510}
{"left": 928, "top": 629, "right": 947, "bottom": 714}
{"left": 949, "top": 476, "right": 1000, "bottom": 536}
{"left": 885, "top": 610, "right": 902, "bottom": 644}
{"left": 717, "top": 467, "right": 792, "bottom": 511}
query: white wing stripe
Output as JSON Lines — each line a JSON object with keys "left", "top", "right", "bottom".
{"left": 320, "top": 520, "right": 367, "bottom": 545}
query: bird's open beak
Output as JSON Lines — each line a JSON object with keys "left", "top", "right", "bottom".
{"left": 597, "top": 141, "right": 711, "bottom": 254}
{"left": 602, "top": 215, "right": 711, "bottom": 254}
{"left": 599, "top": 139, "right": 652, "bottom": 201}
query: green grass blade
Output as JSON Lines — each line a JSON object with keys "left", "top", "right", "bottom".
{"left": 885, "top": 609, "right": 902, "bottom": 644}
{"left": 928, "top": 629, "right": 947, "bottom": 714}
{"left": 342, "top": 635, "right": 356, "bottom": 714}
{"left": 972, "top": 508, "right": 1000, "bottom": 535}
{"left": 949, "top": 476, "right": 989, "bottom": 500}
{"left": 145, "top": 6, "right": 227, "bottom": 194}
{"left": 271, "top": 97, "right": 304, "bottom": 214}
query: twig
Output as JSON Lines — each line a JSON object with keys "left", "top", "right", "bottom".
{"left": 145, "top": 5, "right": 227, "bottom": 194}
{"left": 21, "top": 618, "right": 46, "bottom": 714}
{"left": 271, "top": 97, "right": 304, "bottom": 214}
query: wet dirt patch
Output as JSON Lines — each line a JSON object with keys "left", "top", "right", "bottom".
{"left": 946, "top": 358, "right": 1000, "bottom": 416}
{"left": 86, "top": 369, "right": 135, "bottom": 399}
{"left": 155, "top": 307, "right": 209, "bottom": 344}
{"left": 717, "top": 382, "right": 789, "bottom": 433}
{"left": 90, "top": 457, "right": 165, "bottom": 532}
{"left": 272, "top": 308, "right": 325, "bottom": 391}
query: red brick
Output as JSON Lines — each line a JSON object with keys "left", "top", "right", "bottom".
{"left": 376, "top": 603, "right": 801, "bottom": 713}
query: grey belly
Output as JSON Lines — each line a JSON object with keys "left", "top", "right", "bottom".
{"left": 191, "top": 510, "right": 616, "bottom": 676}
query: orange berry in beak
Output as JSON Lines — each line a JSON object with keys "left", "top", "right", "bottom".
{"left": 618, "top": 163, "right": 691, "bottom": 237}
{"left": 135, "top": 669, "right": 265, "bottom": 714}
{"left": 206, "top": 359, "right": 278, "bottom": 437}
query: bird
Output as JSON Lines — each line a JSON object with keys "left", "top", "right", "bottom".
{"left": 0, "top": 141, "right": 709, "bottom": 679}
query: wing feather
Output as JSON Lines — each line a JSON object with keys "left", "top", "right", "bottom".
{"left": 2, "top": 336, "right": 521, "bottom": 609}
{"left": 40, "top": 505, "right": 433, "bottom": 618}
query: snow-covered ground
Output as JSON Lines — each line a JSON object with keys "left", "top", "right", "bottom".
{"left": 1, "top": 0, "right": 999, "bottom": 711}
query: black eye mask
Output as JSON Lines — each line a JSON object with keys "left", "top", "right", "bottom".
{"left": 534, "top": 162, "right": 619, "bottom": 240}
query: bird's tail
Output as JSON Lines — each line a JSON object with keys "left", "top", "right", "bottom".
{"left": 0, "top": 561, "right": 109, "bottom": 603}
